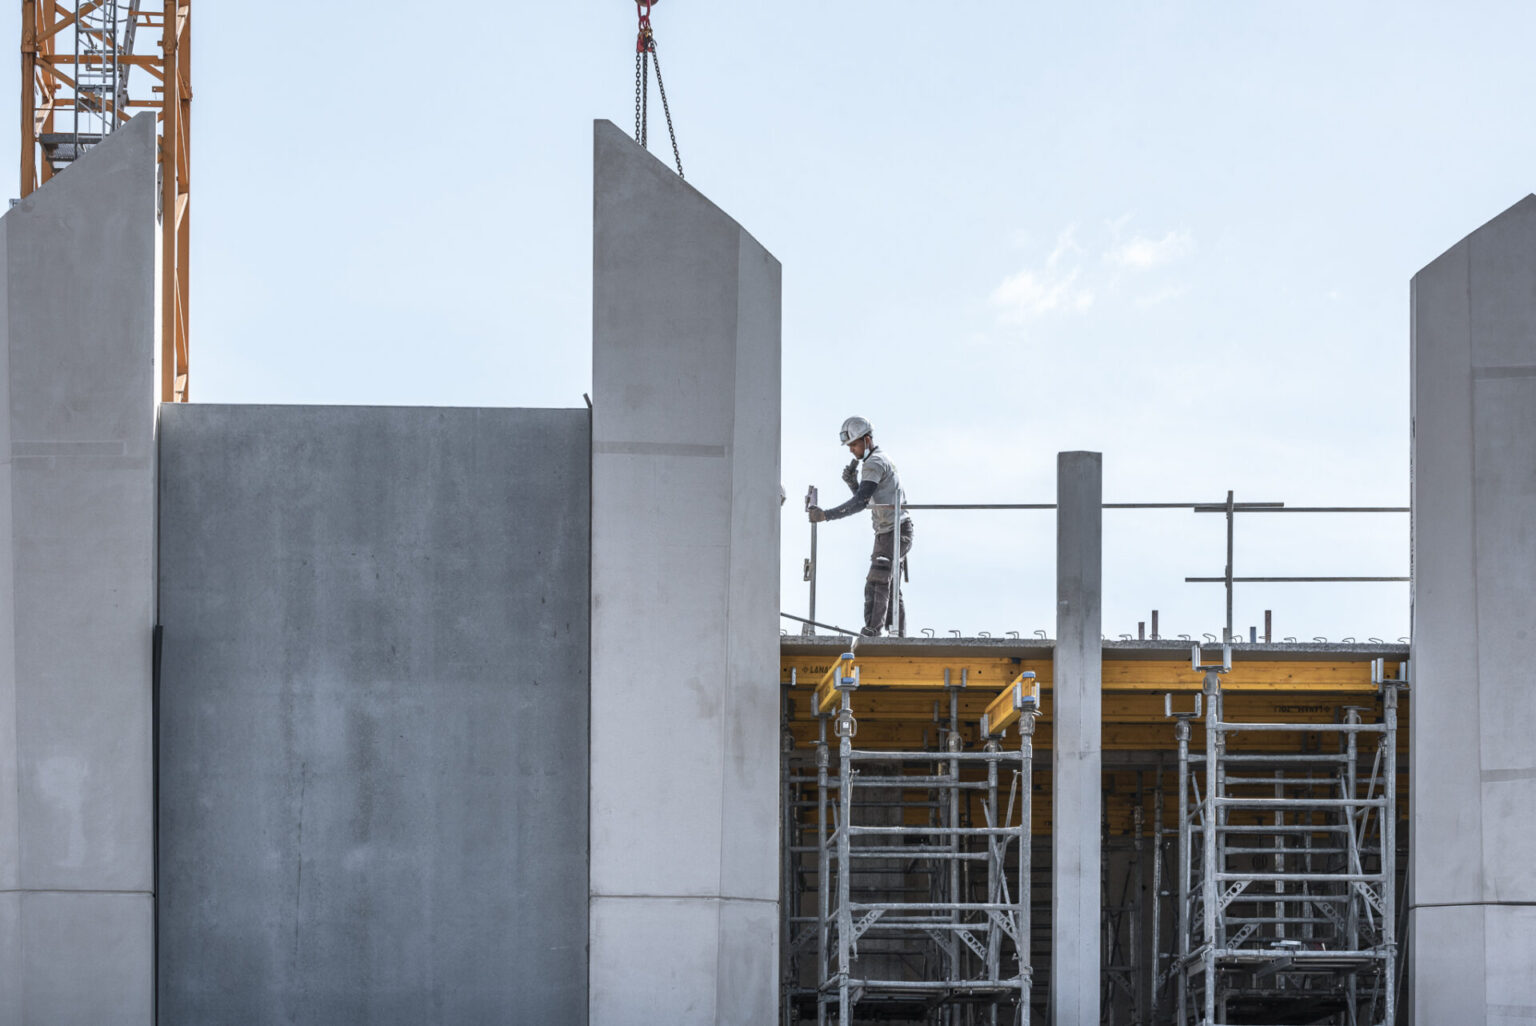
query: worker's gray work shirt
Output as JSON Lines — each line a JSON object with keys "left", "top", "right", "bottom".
{"left": 860, "top": 449, "right": 907, "bottom": 533}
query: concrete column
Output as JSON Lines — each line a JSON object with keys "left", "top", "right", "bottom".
{"left": 1052, "top": 452, "right": 1102, "bottom": 1025}
{"left": 589, "top": 120, "right": 782, "bottom": 1024}
{"left": 0, "top": 114, "right": 159, "bottom": 1022}
{"left": 1410, "top": 194, "right": 1536, "bottom": 1021}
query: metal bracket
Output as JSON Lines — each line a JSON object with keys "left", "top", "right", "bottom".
{"left": 1164, "top": 691, "right": 1203, "bottom": 719}
{"left": 1372, "top": 656, "right": 1411, "bottom": 690}
{"left": 837, "top": 662, "right": 861, "bottom": 693}
{"left": 1192, "top": 643, "right": 1232, "bottom": 674}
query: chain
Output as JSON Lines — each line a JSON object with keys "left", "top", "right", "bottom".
{"left": 649, "top": 44, "right": 685, "bottom": 179}
{"left": 640, "top": 53, "right": 650, "bottom": 148}
{"left": 634, "top": 51, "right": 644, "bottom": 143}
{"left": 630, "top": 1, "right": 684, "bottom": 180}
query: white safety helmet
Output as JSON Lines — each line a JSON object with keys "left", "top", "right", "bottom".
{"left": 838, "top": 416, "right": 873, "bottom": 446}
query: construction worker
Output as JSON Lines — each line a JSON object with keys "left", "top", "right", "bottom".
{"left": 808, "top": 416, "right": 913, "bottom": 637}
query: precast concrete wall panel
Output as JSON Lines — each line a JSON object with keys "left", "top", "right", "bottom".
{"left": 157, "top": 404, "right": 590, "bottom": 1025}
{"left": 589, "top": 119, "right": 782, "bottom": 1023}
{"left": 1411, "top": 194, "right": 1536, "bottom": 1018}
{"left": 0, "top": 113, "right": 159, "bottom": 1023}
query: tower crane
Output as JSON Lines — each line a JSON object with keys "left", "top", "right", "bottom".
{"left": 21, "top": 1, "right": 190, "bottom": 402}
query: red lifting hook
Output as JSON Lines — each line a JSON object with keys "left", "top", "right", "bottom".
{"left": 635, "top": 0, "right": 656, "bottom": 54}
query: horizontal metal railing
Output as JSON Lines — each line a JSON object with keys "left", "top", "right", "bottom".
{"left": 793, "top": 487, "right": 1409, "bottom": 641}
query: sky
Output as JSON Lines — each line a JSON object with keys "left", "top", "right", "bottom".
{"left": 7, "top": 2, "right": 1536, "bottom": 642}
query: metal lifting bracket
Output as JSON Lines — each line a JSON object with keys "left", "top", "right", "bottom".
{"left": 1371, "top": 656, "right": 1411, "bottom": 691}
{"left": 1164, "top": 691, "right": 1203, "bottom": 720}
{"left": 1191, "top": 643, "right": 1233, "bottom": 675}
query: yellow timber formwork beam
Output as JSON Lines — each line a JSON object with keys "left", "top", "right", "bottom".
{"left": 980, "top": 671, "right": 1038, "bottom": 738}
{"left": 782, "top": 652, "right": 1409, "bottom": 753}
{"left": 782, "top": 654, "right": 1395, "bottom": 693}
{"left": 783, "top": 648, "right": 1409, "bottom": 836}
{"left": 812, "top": 652, "right": 857, "bottom": 715}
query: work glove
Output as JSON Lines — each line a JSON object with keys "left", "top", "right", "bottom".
{"left": 841, "top": 459, "right": 860, "bottom": 492}
{"left": 808, "top": 506, "right": 827, "bottom": 523}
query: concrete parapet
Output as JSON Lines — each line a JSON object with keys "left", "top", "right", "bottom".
{"left": 1410, "top": 194, "right": 1536, "bottom": 1019}
{"left": 0, "top": 114, "right": 159, "bottom": 1022}
{"left": 589, "top": 119, "right": 782, "bottom": 1022}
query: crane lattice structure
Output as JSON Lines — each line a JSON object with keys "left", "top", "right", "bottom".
{"left": 21, "top": 1, "right": 190, "bottom": 402}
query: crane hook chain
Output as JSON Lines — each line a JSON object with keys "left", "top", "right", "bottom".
{"left": 632, "top": 1, "right": 684, "bottom": 179}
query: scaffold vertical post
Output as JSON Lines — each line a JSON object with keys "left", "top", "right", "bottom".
{"left": 1201, "top": 662, "right": 1223, "bottom": 1024}
{"left": 836, "top": 689, "right": 854, "bottom": 1026}
{"left": 1020, "top": 706, "right": 1037, "bottom": 1026}
{"left": 1174, "top": 716, "right": 1192, "bottom": 1024}
{"left": 817, "top": 715, "right": 830, "bottom": 1026}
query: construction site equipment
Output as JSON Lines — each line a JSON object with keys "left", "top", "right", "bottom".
{"left": 632, "top": 1, "right": 683, "bottom": 178}
{"left": 1165, "top": 647, "right": 1405, "bottom": 1025}
{"left": 783, "top": 661, "right": 1038, "bottom": 1024}
{"left": 22, "top": 1, "right": 191, "bottom": 402}
{"left": 779, "top": 640, "right": 1411, "bottom": 1024}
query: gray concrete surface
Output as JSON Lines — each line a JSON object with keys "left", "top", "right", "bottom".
{"left": 1410, "top": 194, "right": 1536, "bottom": 1020}
{"left": 157, "top": 404, "right": 590, "bottom": 1024}
{"left": 1052, "top": 452, "right": 1102, "bottom": 1026}
{"left": 589, "top": 118, "right": 782, "bottom": 1023}
{"left": 0, "top": 114, "right": 159, "bottom": 1023}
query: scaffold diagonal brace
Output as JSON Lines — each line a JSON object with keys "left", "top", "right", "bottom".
{"left": 1219, "top": 878, "right": 1251, "bottom": 911}
{"left": 986, "top": 909, "right": 1020, "bottom": 946}
{"left": 1354, "top": 879, "right": 1387, "bottom": 918}
{"left": 955, "top": 928, "right": 988, "bottom": 962}
{"left": 850, "top": 908, "right": 884, "bottom": 947}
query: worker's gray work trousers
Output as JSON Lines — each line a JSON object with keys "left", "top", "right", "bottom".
{"left": 864, "top": 518, "right": 914, "bottom": 636}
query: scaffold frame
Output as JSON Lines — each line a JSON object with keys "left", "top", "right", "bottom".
{"left": 1167, "top": 647, "right": 1405, "bottom": 1026}
{"left": 782, "top": 658, "right": 1040, "bottom": 1025}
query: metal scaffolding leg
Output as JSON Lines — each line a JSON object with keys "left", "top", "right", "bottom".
{"left": 1160, "top": 647, "right": 1406, "bottom": 1026}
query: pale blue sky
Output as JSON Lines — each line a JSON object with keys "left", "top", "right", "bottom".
{"left": 8, "top": 3, "right": 1536, "bottom": 641}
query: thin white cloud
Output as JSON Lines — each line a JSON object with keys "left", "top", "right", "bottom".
{"left": 990, "top": 267, "right": 1094, "bottom": 323}
{"left": 990, "top": 222, "right": 1194, "bottom": 325}
{"left": 1108, "top": 229, "right": 1195, "bottom": 270}
{"left": 990, "top": 225, "right": 1094, "bottom": 323}
{"left": 1046, "top": 225, "right": 1083, "bottom": 268}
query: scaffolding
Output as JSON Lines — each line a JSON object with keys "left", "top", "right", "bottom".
{"left": 1163, "top": 647, "right": 1405, "bottom": 1026}
{"left": 782, "top": 656, "right": 1040, "bottom": 1024}
{"left": 1102, "top": 784, "right": 1149, "bottom": 1025}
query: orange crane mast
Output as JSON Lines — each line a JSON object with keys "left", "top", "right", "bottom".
{"left": 21, "top": 1, "right": 190, "bottom": 402}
